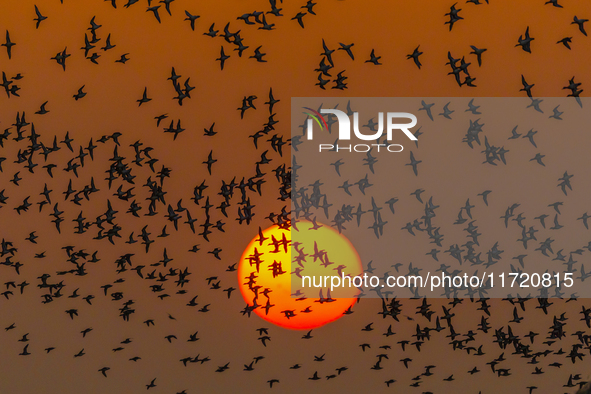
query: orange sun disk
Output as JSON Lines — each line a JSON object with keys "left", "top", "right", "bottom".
{"left": 238, "top": 221, "right": 363, "bottom": 330}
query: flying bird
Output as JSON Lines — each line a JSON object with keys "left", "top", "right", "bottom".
{"left": 572, "top": 16, "right": 588, "bottom": 36}
{"left": 2, "top": 30, "right": 16, "bottom": 59}
{"left": 469, "top": 45, "right": 487, "bottom": 66}
{"left": 445, "top": 3, "right": 463, "bottom": 31}
{"left": 184, "top": 10, "right": 200, "bottom": 30}
{"left": 34, "top": 5, "right": 48, "bottom": 29}
{"left": 407, "top": 46, "right": 422, "bottom": 69}
{"left": 516, "top": 26, "right": 534, "bottom": 53}
{"left": 216, "top": 46, "right": 229, "bottom": 70}
{"left": 147, "top": 6, "right": 161, "bottom": 23}
{"left": 365, "top": 49, "right": 382, "bottom": 65}
{"left": 137, "top": 87, "right": 152, "bottom": 106}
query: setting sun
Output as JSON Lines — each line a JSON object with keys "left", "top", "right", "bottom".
{"left": 238, "top": 220, "right": 363, "bottom": 329}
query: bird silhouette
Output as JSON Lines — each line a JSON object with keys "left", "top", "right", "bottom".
{"left": 2, "top": 30, "right": 15, "bottom": 59}
{"left": 516, "top": 26, "right": 534, "bottom": 53}
{"left": 407, "top": 46, "right": 423, "bottom": 69}
{"left": 34, "top": 5, "right": 48, "bottom": 29}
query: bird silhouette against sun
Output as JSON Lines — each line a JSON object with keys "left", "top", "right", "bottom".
{"left": 238, "top": 220, "right": 363, "bottom": 329}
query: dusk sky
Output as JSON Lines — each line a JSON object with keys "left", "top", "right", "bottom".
{"left": 0, "top": 1, "right": 590, "bottom": 393}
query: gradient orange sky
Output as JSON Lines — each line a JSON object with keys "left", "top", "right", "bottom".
{"left": 0, "top": 0, "right": 590, "bottom": 393}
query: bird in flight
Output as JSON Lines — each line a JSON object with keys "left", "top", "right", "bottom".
{"left": 34, "top": 5, "right": 48, "bottom": 29}
{"left": 2, "top": 30, "right": 16, "bottom": 59}
{"left": 516, "top": 26, "right": 534, "bottom": 53}
{"left": 407, "top": 46, "right": 422, "bottom": 69}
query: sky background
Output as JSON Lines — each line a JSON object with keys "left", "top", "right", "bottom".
{"left": 0, "top": 0, "right": 590, "bottom": 393}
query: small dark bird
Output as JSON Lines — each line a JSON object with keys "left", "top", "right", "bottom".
{"left": 549, "top": 106, "right": 563, "bottom": 120}
{"left": 99, "top": 367, "right": 110, "bottom": 377}
{"left": 572, "top": 16, "right": 588, "bottom": 36}
{"left": 530, "top": 153, "right": 545, "bottom": 166}
{"left": 155, "top": 114, "right": 168, "bottom": 126}
{"left": 439, "top": 102, "right": 454, "bottom": 119}
{"left": 527, "top": 98, "right": 544, "bottom": 113}
{"left": 516, "top": 26, "right": 534, "bottom": 53}
{"left": 101, "top": 34, "right": 115, "bottom": 51}
{"left": 520, "top": 75, "right": 534, "bottom": 98}
{"left": 466, "top": 98, "right": 481, "bottom": 114}
{"left": 88, "top": 16, "right": 102, "bottom": 31}
{"left": 159, "top": 0, "right": 175, "bottom": 16}
{"left": 365, "top": 49, "right": 382, "bottom": 65}
{"left": 203, "top": 150, "right": 216, "bottom": 174}
{"left": 216, "top": 46, "right": 229, "bottom": 70}
{"left": 407, "top": 46, "right": 423, "bottom": 69}
{"left": 184, "top": 10, "right": 200, "bottom": 30}
{"left": 302, "top": 0, "right": 316, "bottom": 15}
{"left": 292, "top": 12, "right": 306, "bottom": 28}
{"left": 419, "top": 100, "right": 434, "bottom": 121}
{"left": 204, "top": 23, "right": 218, "bottom": 38}
{"left": 34, "top": 5, "right": 48, "bottom": 29}
{"left": 147, "top": 6, "right": 161, "bottom": 23}
{"left": 577, "top": 212, "right": 590, "bottom": 229}
{"left": 36, "top": 101, "right": 49, "bottom": 115}
{"left": 470, "top": 45, "right": 487, "bottom": 66}
{"left": 137, "top": 87, "right": 152, "bottom": 106}
{"left": 250, "top": 46, "right": 267, "bottom": 62}
{"left": 321, "top": 39, "right": 334, "bottom": 66}
{"left": 508, "top": 125, "right": 521, "bottom": 140}
{"left": 523, "top": 129, "right": 537, "bottom": 147}
{"left": 87, "top": 52, "right": 100, "bottom": 64}
{"left": 445, "top": 3, "right": 463, "bottom": 31}
{"left": 406, "top": 151, "right": 421, "bottom": 176}
{"left": 267, "top": 379, "right": 279, "bottom": 388}
{"left": 19, "top": 344, "right": 31, "bottom": 356}
{"left": 545, "top": 0, "right": 562, "bottom": 7}
{"left": 73, "top": 86, "right": 87, "bottom": 101}
{"left": 146, "top": 378, "right": 156, "bottom": 389}
{"left": 2, "top": 31, "right": 15, "bottom": 59}
{"left": 557, "top": 37, "right": 572, "bottom": 50}
{"left": 338, "top": 43, "right": 355, "bottom": 60}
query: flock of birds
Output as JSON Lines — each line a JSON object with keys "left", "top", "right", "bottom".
{"left": 293, "top": 95, "right": 590, "bottom": 305}
{"left": 0, "top": 0, "right": 590, "bottom": 393}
